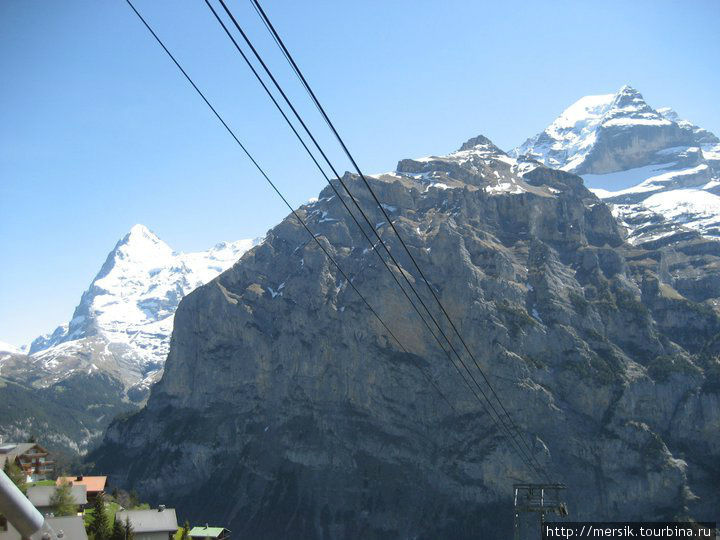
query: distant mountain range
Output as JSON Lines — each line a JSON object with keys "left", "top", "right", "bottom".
{"left": 512, "top": 85, "right": 720, "bottom": 244}
{"left": 0, "top": 225, "right": 258, "bottom": 453}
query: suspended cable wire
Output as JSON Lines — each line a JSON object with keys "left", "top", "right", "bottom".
{"left": 123, "top": 0, "right": 456, "bottom": 415}
{"left": 248, "top": 0, "right": 549, "bottom": 481}
{"left": 196, "top": 1, "right": 497, "bottom": 425}
{"left": 206, "top": 0, "right": 544, "bottom": 479}
{"left": 125, "top": 0, "right": 543, "bottom": 481}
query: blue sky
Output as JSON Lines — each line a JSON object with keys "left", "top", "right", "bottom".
{"left": 1, "top": 0, "right": 719, "bottom": 346}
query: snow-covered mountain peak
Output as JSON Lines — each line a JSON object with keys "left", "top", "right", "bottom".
{"left": 125, "top": 223, "right": 166, "bottom": 244}
{"left": 513, "top": 86, "right": 720, "bottom": 243}
{"left": 28, "top": 226, "right": 261, "bottom": 382}
{"left": 602, "top": 86, "right": 670, "bottom": 130}
{"left": 127, "top": 222, "right": 159, "bottom": 240}
{"left": 114, "top": 224, "right": 173, "bottom": 263}
{"left": 511, "top": 85, "right": 683, "bottom": 173}
{"left": 390, "top": 134, "right": 547, "bottom": 198}
{"left": 457, "top": 134, "right": 501, "bottom": 153}
{"left": 610, "top": 84, "right": 649, "bottom": 109}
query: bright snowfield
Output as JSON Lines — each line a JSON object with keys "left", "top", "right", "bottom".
{"left": 23, "top": 224, "right": 260, "bottom": 391}
{"left": 0, "top": 340, "right": 22, "bottom": 379}
{"left": 0, "top": 340, "right": 23, "bottom": 355}
{"left": 512, "top": 85, "right": 720, "bottom": 243}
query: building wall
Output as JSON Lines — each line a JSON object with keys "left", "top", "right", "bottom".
{"left": 15, "top": 447, "right": 54, "bottom": 482}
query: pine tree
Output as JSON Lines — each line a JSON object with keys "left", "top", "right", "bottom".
{"left": 109, "top": 520, "right": 125, "bottom": 540}
{"left": 3, "top": 459, "right": 27, "bottom": 494}
{"left": 89, "top": 492, "right": 110, "bottom": 540}
{"left": 50, "top": 481, "right": 77, "bottom": 516}
{"left": 179, "top": 520, "right": 191, "bottom": 540}
{"left": 124, "top": 516, "right": 135, "bottom": 540}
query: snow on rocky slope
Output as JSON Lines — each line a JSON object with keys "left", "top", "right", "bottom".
{"left": 7, "top": 225, "right": 260, "bottom": 398}
{"left": 512, "top": 85, "right": 720, "bottom": 244}
{"left": 393, "top": 134, "right": 542, "bottom": 193}
{"left": 0, "top": 340, "right": 23, "bottom": 355}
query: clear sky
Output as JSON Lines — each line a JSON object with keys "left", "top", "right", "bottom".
{"left": 1, "top": 0, "right": 719, "bottom": 346}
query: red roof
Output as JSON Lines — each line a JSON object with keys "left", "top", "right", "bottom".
{"left": 56, "top": 476, "right": 107, "bottom": 493}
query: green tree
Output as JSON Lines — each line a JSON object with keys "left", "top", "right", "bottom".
{"left": 179, "top": 520, "right": 191, "bottom": 539}
{"left": 50, "top": 481, "right": 77, "bottom": 516}
{"left": 108, "top": 516, "right": 135, "bottom": 540}
{"left": 124, "top": 516, "right": 135, "bottom": 540}
{"left": 3, "top": 459, "right": 27, "bottom": 494}
{"left": 89, "top": 492, "right": 110, "bottom": 540}
{"left": 109, "top": 521, "right": 125, "bottom": 540}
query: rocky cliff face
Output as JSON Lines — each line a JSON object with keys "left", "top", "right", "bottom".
{"left": 91, "top": 137, "right": 720, "bottom": 539}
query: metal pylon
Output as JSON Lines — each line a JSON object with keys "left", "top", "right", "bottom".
{"left": 513, "top": 483, "right": 568, "bottom": 540}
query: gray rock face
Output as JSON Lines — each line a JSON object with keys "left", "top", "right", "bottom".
{"left": 91, "top": 138, "right": 720, "bottom": 539}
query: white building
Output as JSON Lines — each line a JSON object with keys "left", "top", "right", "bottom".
{"left": 115, "top": 506, "right": 178, "bottom": 540}
{"left": 0, "top": 515, "right": 88, "bottom": 540}
{"left": 26, "top": 485, "right": 87, "bottom": 516}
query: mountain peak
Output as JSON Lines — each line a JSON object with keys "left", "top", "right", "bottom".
{"left": 129, "top": 223, "right": 153, "bottom": 235}
{"left": 510, "top": 85, "right": 715, "bottom": 173}
{"left": 511, "top": 86, "right": 720, "bottom": 243}
{"left": 29, "top": 224, "right": 260, "bottom": 365}
{"left": 114, "top": 224, "right": 173, "bottom": 263}
{"left": 123, "top": 224, "right": 163, "bottom": 245}
{"left": 611, "top": 84, "right": 650, "bottom": 110}
{"left": 616, "top": 83, "right": 640, "bottom": 96}
{"left": 457, "top": 134, "right": 503, "bottom": 153}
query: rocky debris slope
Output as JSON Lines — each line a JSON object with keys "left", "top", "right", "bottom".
{"left": 0, "top": 225, "right": 257, "bottom": 455}
{"left": 91, "top": 137, "right": 720, "bottom": 539}
{"left": 512, "top": 86, "right": 720, "bottom": 243}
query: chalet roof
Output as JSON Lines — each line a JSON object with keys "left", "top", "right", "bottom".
{"left": 56, "top": 475, "right": 107, "bottom": 493}
{"left": 189, "top": 525, "right": 231, "bottom": 538}
{"left": 0, "top": 443, "right": 40, "bottom": 456}
{"left": 30, "top": 516, "right": 88, "bottom": 540}
{"left": 0, "top": 443, "right": 50, "bottom": 468}
{"left": 116, "top": 507, "right": 178, "bottom": 533}
{"left": 27, "top": 484, "right": 88, "bottom": 507}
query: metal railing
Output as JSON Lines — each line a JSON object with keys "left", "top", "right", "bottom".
{"left": 0, "top": 468, "right": 58, "bottom": 539}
